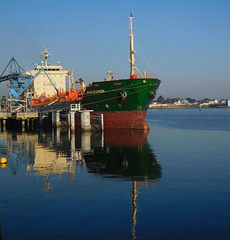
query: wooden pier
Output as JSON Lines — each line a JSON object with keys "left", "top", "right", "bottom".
{"left": 0, "top": 104, "right": 104, "bottom": 132}
{"left": 0, "top": 112, "right": 38, "bottom": 131}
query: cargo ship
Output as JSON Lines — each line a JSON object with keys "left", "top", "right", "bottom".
{"left": 30, "top": 13, "right": 161, "bottom": 129}
{"left": 80, "top": 13, "right": 161, "bottom": 129}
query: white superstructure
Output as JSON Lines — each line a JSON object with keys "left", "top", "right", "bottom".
{"left": 30, "top": 46, "right": 69, "bottom": 98}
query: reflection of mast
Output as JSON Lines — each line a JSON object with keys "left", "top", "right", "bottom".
{"left": 131, "top": 181, "right": 137, "bottom": 240}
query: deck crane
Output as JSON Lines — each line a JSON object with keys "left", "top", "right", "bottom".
{"left": 10, "top": 59, "right": 59, "bottom": 99}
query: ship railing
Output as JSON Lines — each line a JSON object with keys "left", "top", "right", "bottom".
{"left": 139, "top": 73, "right": 158, "bottom": 79}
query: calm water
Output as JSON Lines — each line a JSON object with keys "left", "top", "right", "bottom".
{"left": 0, "top": 108, "right": 230, "bottom": 240}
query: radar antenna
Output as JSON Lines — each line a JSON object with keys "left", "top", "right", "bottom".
{"left": 42, "top": 46, "right": 51, "bottom": 67}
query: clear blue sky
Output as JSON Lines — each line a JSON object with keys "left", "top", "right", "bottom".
{"left": 0, "top": 0, "right": 230, "bottom": 100}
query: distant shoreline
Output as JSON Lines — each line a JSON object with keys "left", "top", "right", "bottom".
{"left": 149, "top": 105, "right": 229, "bottom": 109}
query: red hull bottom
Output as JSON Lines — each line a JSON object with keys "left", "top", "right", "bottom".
{"left": 77, "top": 110, "right": 149, "bottom": 130}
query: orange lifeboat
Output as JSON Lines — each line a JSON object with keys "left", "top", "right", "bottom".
{"left": 29, "top": 89, "right": 85, "bottom": 107}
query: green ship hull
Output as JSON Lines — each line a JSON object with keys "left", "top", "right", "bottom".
{"left": 80, "top": 77, "right": 161, "bottom": 129}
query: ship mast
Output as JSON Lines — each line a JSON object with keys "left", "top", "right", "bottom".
{"left": 129, "top": 13, "right": 136, "bottom": 78}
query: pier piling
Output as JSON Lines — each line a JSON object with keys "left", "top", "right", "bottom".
{"left": 3, "top": 120, "right": 6, "bottom": 131}
{"left": 81, "top": 111, "right": 91, "bottom": 132}
{"left": 70, "top": 111, "right": 76, "bottom": 131}
{"left": 22, "top": 120, "right": 25, "bottom": 132}
{"left": 52, "top": 111, "right": 61, "bottom": 128}
{"left": 96, "top": 113, "right": 104, "bottom": 131}
{"left": 38, "top": 113, "right": 43, "bottom": 126}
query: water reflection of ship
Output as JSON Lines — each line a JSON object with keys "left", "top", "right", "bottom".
{"left": 82, "top": 129, "right": 161, "bottom": 181}
{"left": 0, "top": 129, "right": 161, "bottom": 239}
{"left": 1, "top": 129, "right": 161, "bottom": 183}
{"left": 0, "top": 130, "right": 81, "bottom": 191}
{"left": 26, "top": 129, "right": 83, "bottom": 191}
{"left": 81, "top": 129, "right": 161, "bottom": 240}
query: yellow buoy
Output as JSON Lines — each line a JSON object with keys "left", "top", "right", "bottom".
{"left": 0, "top": 157, "right": 7, "bottom": 164}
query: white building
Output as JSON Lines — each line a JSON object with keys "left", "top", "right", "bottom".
{"left": 173, "top": 99, "right": 189, "bottom": 105}
{"left": 201, "top": 99, "right": 219, "bottom": 106}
